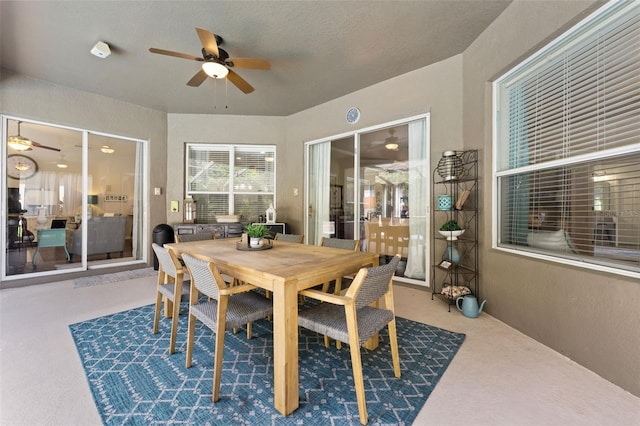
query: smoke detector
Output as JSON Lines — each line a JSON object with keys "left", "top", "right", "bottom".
{"left": 91, "top": 41, "right": 111, "bottom": 58}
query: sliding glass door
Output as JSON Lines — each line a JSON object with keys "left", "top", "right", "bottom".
{"left": 305, "top": 114, "right": 430, "bottom": 285}
{"left": 2, "top": 116, "right": 147, "bottom": 281}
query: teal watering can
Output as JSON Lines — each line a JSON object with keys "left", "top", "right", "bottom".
{"left": 456, "top": 295, "right": 486, "bottom": 318}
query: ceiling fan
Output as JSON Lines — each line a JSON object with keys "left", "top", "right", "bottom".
{"left": 149, "top": 27, "right": 270, "bottom": 94}
{"left": 7, "top": 121, "right": 61, "bottom": 152}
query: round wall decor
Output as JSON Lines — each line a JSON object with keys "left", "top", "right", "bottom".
{"left": 346, "top": 107, "right": 361, "bottom": 124}
{"left": 7, "top": 154, "right": 38, "bottom": 179}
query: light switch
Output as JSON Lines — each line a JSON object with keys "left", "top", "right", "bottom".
{"left": 170, "top": 200, "right": 179, "bottom": 212}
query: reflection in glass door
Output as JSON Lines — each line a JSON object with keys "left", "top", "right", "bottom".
{"left": 305, "top": 115, "right": 430, "bottom": 285}
{"left": 86, "top": 133, "right": 145, "bottom": 268}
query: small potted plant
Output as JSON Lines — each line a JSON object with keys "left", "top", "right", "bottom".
{"left": 438, "top": 219, "right": 465, "bottom": 241}
{"left": 244, "top": 223, "right": 271, "bottom": 248}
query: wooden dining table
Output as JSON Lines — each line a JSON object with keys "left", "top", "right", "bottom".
{"left": 164, "top": 237, "right": 379, "bottom": 416}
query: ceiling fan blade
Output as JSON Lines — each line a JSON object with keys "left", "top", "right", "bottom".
{"left": 187, "top": 69, "right": 208, "bottom": 87}
{"left": 226, "top": 69, "right": 254, "bottom": 94}
{"left": 228, "top": 58, "right": 271, "bottom": 70}
{"left": 195, "top": 27, "right": 219, "bottom": 57}
{"left": 32, "top": 141, "right": 61, "bottom": 152}
{"left": 149, "top": 47, "right": 202, "bottom": 61}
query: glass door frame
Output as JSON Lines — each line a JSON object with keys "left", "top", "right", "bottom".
{"left": 1, "top": 115, "right": 149, "bottom": 282}
{"left": 304, "top": 113, "right": 431, "bottom": 287}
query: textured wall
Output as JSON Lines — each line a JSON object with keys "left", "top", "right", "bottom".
{"left": 165, "top": 114, "right": 287, "bottom": 225}
{"left": 284, "top": 54, "right": 464, "bottom": 234}
{"left": 462, "top": 0, "right": 640, "bottom": 396}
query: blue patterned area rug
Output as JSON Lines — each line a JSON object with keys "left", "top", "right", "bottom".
{"left": 69, "top": 303, "right": 465, "bottom": 425}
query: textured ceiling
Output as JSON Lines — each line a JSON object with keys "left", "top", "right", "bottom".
{"left": 1, "top": 1, "right": 511, "bottom": 116}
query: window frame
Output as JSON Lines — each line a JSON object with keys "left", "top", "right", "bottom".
{"left": 492, "top": 1, "right": 640, "bottom": 280}
{"left": 184, "top": 143, "right": 276, "bottom": 222}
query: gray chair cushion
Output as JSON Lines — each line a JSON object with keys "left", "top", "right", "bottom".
{"left": 191, "top": 293, "right": 273, "bottom": 331}
{"left": 298, "top": 303, "right": 393, "bottom": 346}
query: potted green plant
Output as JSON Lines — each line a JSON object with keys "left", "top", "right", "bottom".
{"left": 244, "top": 223, "right": 271, "bottom": 247}
{"left": 438, "top": 219, "right": 465, "bottom": 241}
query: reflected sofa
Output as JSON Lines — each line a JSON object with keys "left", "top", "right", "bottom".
{"left": 68, "top": 216, "right": 126, "bottom": 261}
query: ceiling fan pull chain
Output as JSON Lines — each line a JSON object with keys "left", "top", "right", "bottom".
{"left": 225, "top": 78, "right": 228, "bottom": 109}
{"left": 214, "top": 78, "right": 217, "bottom": 109}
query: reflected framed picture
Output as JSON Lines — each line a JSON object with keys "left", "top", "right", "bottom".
{"left": 330, "top": 185, "right": 343, "bottom": 209}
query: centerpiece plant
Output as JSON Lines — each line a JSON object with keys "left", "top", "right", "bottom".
{"left": 244, "top": 223, "right": 271, "bottom": 247}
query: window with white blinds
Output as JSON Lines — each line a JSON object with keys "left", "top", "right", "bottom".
{"left": 493, "top": 1, "right": 640, "bottom": 277}
{"left": 186, "top": 144, "right": 276, "bottom": 223}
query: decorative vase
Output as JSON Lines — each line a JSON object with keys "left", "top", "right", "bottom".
{"left": 36, "top": 206, "right": 48, "bottom": 228}
{"left": 442, "top": 244, "right": 460, "bottom": 264}
{"left": 437, "top": 195, "right": 453, "bottom": 210}
{"left": 250, "top": 237, "right": 263, "bottom": 248}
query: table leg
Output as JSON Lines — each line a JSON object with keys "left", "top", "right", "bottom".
{"left": 271, "top": 277, "right": 299, "bottom": 416}
{"left": 32, "top": 247, "right": 40, "bottom": 266}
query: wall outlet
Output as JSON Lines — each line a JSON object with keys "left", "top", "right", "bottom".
{"left": 293, "top": 187, "right": 299, "bottom": 196}
{"left": 170, "top": 200, "right": 179, "bottom": 212}
{"left": 154, "top": 187, "right": 162, "bottom": 196}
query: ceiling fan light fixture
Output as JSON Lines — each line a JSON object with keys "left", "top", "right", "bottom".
{"left": 101, "top": 145, "right": 115, "bottom": 154}
{"left": 14, "top": 162, "right": 30, "bottom": 171}
{"left": 385, "top": 142, "right": 399, "bottom": 151}
{"left": 56, "top": 162, "right": 69, "bottom": 169}
{"left": 8, "top": 135, "right": 33, "bottom": 151}
{"left": 202, "top": 61, "right": 229, "bottom": 79}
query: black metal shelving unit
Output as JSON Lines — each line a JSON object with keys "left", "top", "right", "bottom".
{"left": 431, "top": 150, "right": 479, "bottom": 311}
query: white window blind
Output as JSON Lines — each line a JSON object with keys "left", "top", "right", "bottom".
{"left": 186, "top": 144, "right": 275, "bottom": 223}
{"left": 494, "top": 1, "right": 640, "bottom": 277}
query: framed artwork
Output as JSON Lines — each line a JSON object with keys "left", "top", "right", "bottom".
{"left": 330, "top": 185, "right": 343, "bottom": 209}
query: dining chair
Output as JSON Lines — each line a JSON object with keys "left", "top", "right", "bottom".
{"left": 319, "top": 237, "right": 361, "bottom": 294}
{"left": 175, "top": 232, "right": 215, "bottom": 243}
{"left": 318, "top": 237, "right": 362, "bottom": 347}
{"left": 298, "top": 255, "right": 401, "bottom": 425}
{"left": 182, "top": 253, "right": 273, "bottom": 402}
{"left": 274, "top": 232, "right": 304, "bottom": 243}
{"left": 174, "top": 233, "right": 247, "bottom": 333}
{"left": 151, "top": 243, "right": 190, "bottom": 354}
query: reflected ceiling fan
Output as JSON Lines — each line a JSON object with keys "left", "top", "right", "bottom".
{"left": 7, "top": 121, "right": 61, "bottom": 152}
{"left": 149, "top": 27, "right": 270, "bottom": 94}
{"left": 368, "top": 129, "right": 401, "bottom": 152}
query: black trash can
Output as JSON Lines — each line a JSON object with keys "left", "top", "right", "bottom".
{"left": 152, "top": 224, "right": 175, "bottom": 270}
